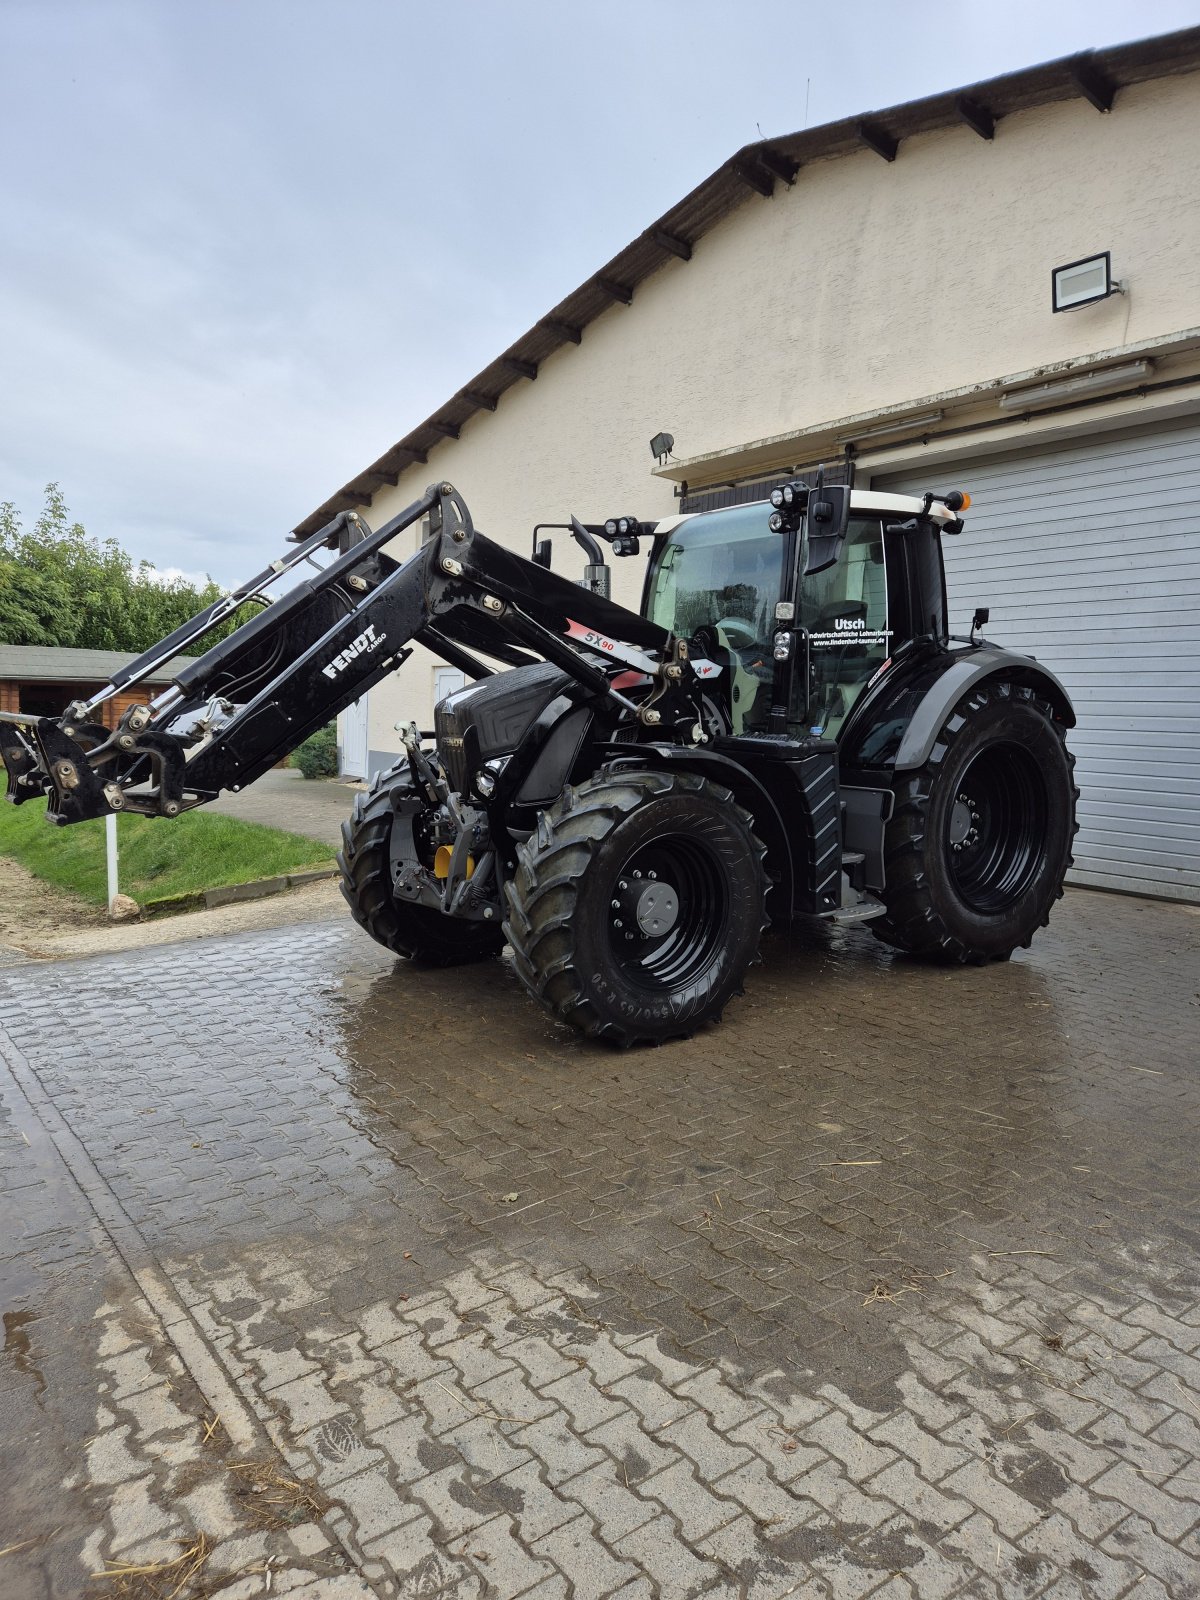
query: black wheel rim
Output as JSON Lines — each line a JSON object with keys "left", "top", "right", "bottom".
{"left": 608, "top": 833, "right": 729, "bottom": 991}
{"left": 946, "top": 742, "right": 1049, "bottom": 914}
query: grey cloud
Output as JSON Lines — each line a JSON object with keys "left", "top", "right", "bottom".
{"left": 2, "top": 0, "right": 1194, "bottom": 587}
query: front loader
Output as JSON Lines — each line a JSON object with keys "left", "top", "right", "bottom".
{"left": 1, "top": 473, "right": 1078, "bottom": 1046}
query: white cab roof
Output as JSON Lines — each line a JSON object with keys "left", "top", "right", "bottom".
{"left": 659, "top": 489, "right": 955, "bottom": 533}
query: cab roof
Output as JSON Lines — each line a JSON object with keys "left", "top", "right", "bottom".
{"left": 653, "top": 489, "right": 955, "bottom": 539}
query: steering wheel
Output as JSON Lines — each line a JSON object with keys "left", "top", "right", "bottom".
{"left": 715, "top": 616, "right": 759, "bottom": 650}
{"left": 715, "top": 617, "right": 773, "bottom": 689}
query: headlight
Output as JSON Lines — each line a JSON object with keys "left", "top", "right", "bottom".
{"left": 770, "top": 487, "right": 784, "bottom": 509}
{"left": 475, "top": 769, "right": 496, "bottom": 797}
{"left": 768, "top": 511, "right": 785, "bottom": 533}
{"left": 604, "top": 519, "right": 617, "bottom": 536}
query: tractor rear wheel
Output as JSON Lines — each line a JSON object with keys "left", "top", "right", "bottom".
{"left": 338, "top": 767, "right": 504, "bottom": 966}
{"left": 504, "top": 768, "right": 768, "bottom": 1047}
{"left": 872, "top": 681, "right": 1077, "bottom": 963}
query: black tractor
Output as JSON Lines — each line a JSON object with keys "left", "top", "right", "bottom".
{"left": 3, "top": 472, "right": 1077, "bottom": 1046}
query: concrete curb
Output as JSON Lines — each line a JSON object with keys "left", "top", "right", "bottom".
{"left": 142, "top": 865, "right": 337, "bottom": 918}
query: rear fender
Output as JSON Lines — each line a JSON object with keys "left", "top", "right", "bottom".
{"left": 840, "top": 644, "right": 1075, "bottom": 774}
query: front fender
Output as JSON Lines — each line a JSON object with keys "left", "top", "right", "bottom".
{"left": 840, "top": 643, "right": 1076, "bottom": 774}
{"left": 603, "top": 742, "right": 797, "bottom": 924}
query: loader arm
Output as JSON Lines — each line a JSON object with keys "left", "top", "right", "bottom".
{"left": 1, "top": 483, "right": 673, "bottom": 826}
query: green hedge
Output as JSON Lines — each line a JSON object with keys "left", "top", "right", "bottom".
{"left": 291, "top": 723, "right": 339, "bottom": 779}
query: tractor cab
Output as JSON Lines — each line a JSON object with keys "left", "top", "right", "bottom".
{"left": 643, "top": 488, "right": 959, "bottom": 742}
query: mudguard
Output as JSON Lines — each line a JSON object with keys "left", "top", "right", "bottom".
{"left": 840, "top": 642, "right": 1076, "bottom": 775}
{"left": 600, "top": 741, "right": 803, "bottom": 924}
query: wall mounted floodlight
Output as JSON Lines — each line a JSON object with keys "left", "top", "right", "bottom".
{"left": 1052, "top": 252, "right": 1121, "bottom": 312}
{"left": 649, "top": 431, "right": 675, "bottom": 463}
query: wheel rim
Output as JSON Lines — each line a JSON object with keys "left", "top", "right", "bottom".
{"left": 946, "top": 742, "right": 1049, "bottom": 914}
{"left": 608, "top": 833, "right": 729, "bottom": 991}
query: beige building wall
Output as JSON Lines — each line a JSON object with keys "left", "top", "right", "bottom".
{"left": 353, "top": 71, "right": 1200, "bottom": 763}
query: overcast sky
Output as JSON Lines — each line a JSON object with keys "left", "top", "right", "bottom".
{"left": 2, "top": 0, "right": 1195, "bottom": 588}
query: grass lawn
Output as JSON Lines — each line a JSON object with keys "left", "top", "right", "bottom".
{"left": 0, "top": 777, "right": 335, "bottom": 908}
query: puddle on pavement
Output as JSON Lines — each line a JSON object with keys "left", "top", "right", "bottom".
{"left": 3, "top": 1308, "right": 47, "bottom": 1406}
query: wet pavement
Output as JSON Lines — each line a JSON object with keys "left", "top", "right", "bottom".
{"left": 1, "top": 888, "right": 1198, "bottom": 1599}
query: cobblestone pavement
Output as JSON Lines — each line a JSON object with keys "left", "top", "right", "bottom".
{"left": 206, "top": 768, "right": 359, "bottom": 847}
{"left": 1, "top": 888, "right": 1198, "bottom": 1599}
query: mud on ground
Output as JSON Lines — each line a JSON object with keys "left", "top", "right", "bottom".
{"left": 0, "top": 856, "right": 345, "bottom": 963}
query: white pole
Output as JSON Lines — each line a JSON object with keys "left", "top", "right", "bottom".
{"left": 105, "top": 812, "right": 119, "bottom": 912}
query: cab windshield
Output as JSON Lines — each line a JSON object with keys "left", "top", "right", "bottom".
{"left": 646, "top": 503, "right": 782, "bottom": 652}
{"left": 646, "top": 503, "right": 783, "bottom": 733}
{"left": 646, "top": 502, "right": 888, "bottom": 737}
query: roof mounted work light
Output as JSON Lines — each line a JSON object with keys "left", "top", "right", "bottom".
{"left": 768, "top": 480, "right": 808, "bottom": 532}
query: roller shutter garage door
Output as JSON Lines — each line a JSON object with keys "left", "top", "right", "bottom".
{"left": 875, "top": 414, "right": 1200, "bottom": 902}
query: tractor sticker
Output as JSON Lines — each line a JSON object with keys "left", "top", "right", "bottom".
{"left": 565, "top": 619, "right": 659, "bottom": 674}
{"left": 322, "top": 623, "right": 387, "bottom": 679}
{"left": 691, "top": 659, "right": 723, "bottom": 680}
{"left": 810, "top": 626, "right": 892, "bottom": 649}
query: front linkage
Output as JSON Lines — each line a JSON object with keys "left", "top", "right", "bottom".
{"left": 0, "top": 483, "right": 700, "bottom": 836}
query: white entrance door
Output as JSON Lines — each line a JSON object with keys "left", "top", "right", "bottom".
{"left": 340, "top": 695, "right": 369, "bottom": 779}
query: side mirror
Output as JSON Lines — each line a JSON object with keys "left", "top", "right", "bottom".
{"left": 533, "top": 539, "right": 552, "bottom": 569}
{"left": 804, "top": 484, "right": 852, "bottom": 576}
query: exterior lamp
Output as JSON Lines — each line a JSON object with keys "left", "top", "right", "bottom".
{"left": 649, "top": 432, "right": 675, "bottom": 463}
{"left": 1052, "top": 252, "right": 1121, "bottom": 312}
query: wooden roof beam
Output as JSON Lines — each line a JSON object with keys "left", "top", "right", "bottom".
{"left": 596, "top": 277, "right": 634, "bottom": 306}
{"left": 652, "top": 227, "right": 692, "bottom": 261}
{"left": 731, "top": 158, "right": 774, "bottom": 198}
{"left": 501, "top": 355, "right": 538, "bottom": 380}
{"left": 956, "top": 96, "right": 995, "bottom": 140}
{"left": 757, "top": 147, "right": 799, "bottom": 185}
{"left": 1068, "top": 53, "right": 1117, "bottom": 112}
{"left": 542, "top": 319, "right": 583, "bottom": 345}
{"left": 462, "top": 389, "right": 498, "bottom": 412}
{"left": 857, "top": 120, "right": 898, "bottom": 161}
{"left": 429, "top": 420, "right": 460, "bottom": 440}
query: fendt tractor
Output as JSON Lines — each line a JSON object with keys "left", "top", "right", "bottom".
{"left": 1, "top": 469, "right": 1078, "bottom": 1046}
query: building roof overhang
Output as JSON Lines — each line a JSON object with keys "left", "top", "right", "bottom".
{"left": 295, "top": 25, "right": 1200, "bottom": 538}
{"left": 0, "top": 645, "right": 196, "bottom": 684}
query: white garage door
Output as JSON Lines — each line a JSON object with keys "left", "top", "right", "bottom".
{"left": 875, "top": 414, "right": 1200, "bottom": 901}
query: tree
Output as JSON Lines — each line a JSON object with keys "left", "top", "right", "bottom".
{"left": 0, "top": 485, "right": 243, "bottom": 652}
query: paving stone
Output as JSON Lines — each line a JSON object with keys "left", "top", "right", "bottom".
{"left": 940, "top": 1457, "right": 1043, "bottom": 1539}
{"left": 801, "top": 1411, "right": 897, "bottom": 1483}
{"left": 868, "top": 1410, "right": 969, "bottom": 1481}
{"left": 531, "top": 1513, "right": 640, "bottom": 1600}
{"left": 585, "top": 1410, "right": 685, "bottom": 1486}
{"left": 712, "top": 1459, "right": 810, "bottom": 1532}
{"left": 459, "top": 1512, "right": 555, "bottom": 1597}
{"left": 635, "top": 1456, "right": 743, "bottom": 1542}
{"left": 334, "top": 1466, "right": 421, "bottom": 1543}
{"left": 1087, "top": 1460, "right": 1200, "bottom": 1542}
{"left": 613, "top": 1513, "right": 724, "bottom": 1595}
{"left": 492, "top": 1460, "right": 581, "bottom": 1544}
{"left": 558, "top": 1460, "right": 659, "bottom": 1542}
{"left": 514, "top": 1415, "right": 608, "bottom": 1486}
{"left": 865, "top": 1461, "right": 972, "bottom": 1535}
{"left": 656, "top": 1405, "right": 755, "bottom": 1481}
{"left": 605, "top": 1369, "right": 694, "bottom": 1432}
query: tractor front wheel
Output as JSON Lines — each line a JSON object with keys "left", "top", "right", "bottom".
{"left": 504, "top": 768, "right": 768, "bottom": 1046}
{"left": 873, "top": 681, "right": 1077, "bottom": 963}
{"left": 339, "top": 767, "right": 505, "bottom": 966}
